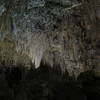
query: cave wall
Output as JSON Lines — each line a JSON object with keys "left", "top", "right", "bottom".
{"left": 0, "top": 0, "right": 100, "bottom": 77}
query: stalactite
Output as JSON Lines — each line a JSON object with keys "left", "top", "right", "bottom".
{"left": 0, "top": 0, "right": 100, "bottom": 77}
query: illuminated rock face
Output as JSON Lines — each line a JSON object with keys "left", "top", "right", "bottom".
{"left": 0, "top": 0, "right": 100, "bottom": 77}
{"left": 13, "top": 0, "right": 82, "bottom": 74}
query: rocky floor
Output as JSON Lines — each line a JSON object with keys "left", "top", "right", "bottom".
{"left": 0, "top": 65, "right": 100, "bottom": 100}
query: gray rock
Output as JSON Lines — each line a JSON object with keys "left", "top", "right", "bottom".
{"left": 0, "top": 5, "right": 6, "bottom": 16}
{"left": 27, "top": 0, "right": 45, "bottom": 9}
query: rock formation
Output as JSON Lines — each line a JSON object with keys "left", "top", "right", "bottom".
{"left": 0, "top": 0, "right": 100, "bottom": 78}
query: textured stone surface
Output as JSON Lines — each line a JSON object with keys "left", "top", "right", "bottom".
{"left": 0, "top": 0, "right": 100, "bottom": 77}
